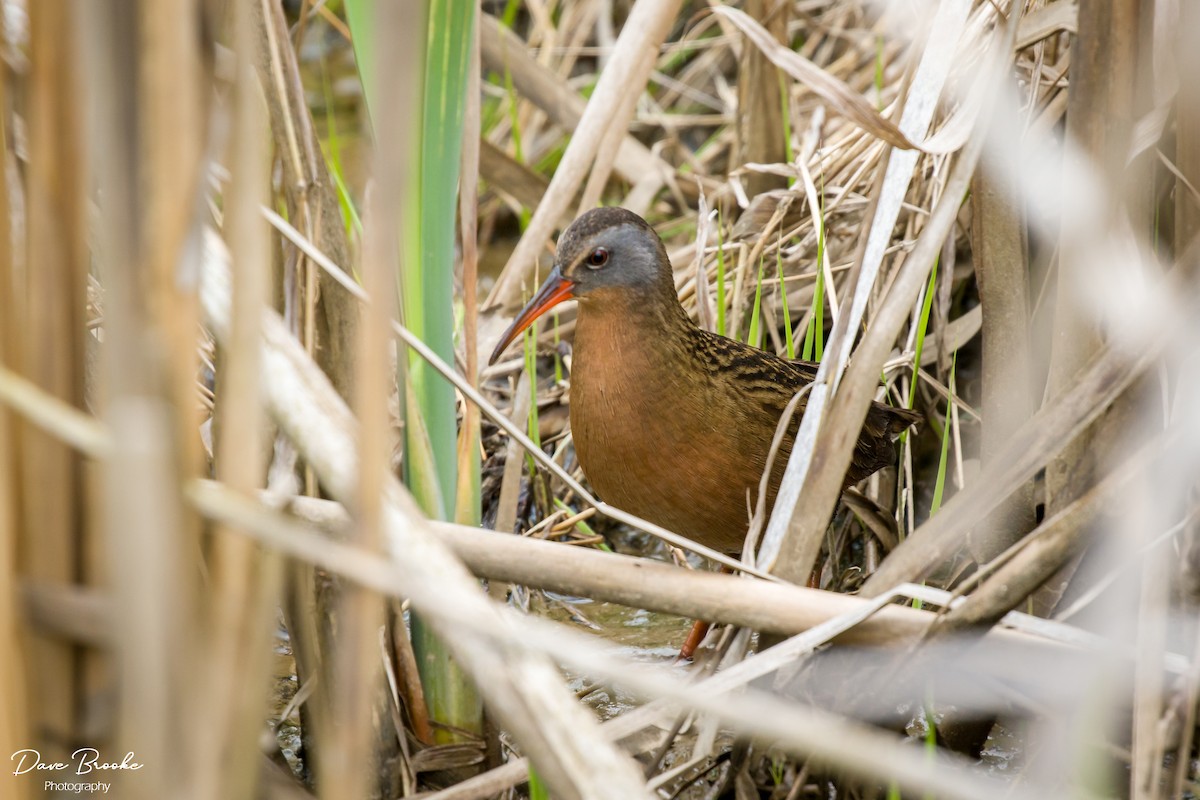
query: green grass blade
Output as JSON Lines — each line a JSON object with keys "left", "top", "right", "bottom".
{"left": 802, "top": 264, "right": 824, "bottom": 361}
{"left": 524, "top": 320, "right": 542, "bottom": 452}
{"left": 501, "top": 0, "right": 521, "bottom": 29}
{"left": 715, "top": 211, "right": 727, "bottom": 337}
{"left": 746, "top": 253, "right": 765, "bottom": 347}
{"left": 412, "top": 0, "right": 476, "bottom": 519}
{"left": 813, "top": 268, "right": 825, "bottom": 359}
{"left": 802, "top": 198, "right": 827, "bottom": 361}
{"left": 814, "top": 201, "right": 826, "bottom": 360}
{"left": 908, "top": 257, "right": 939, "bottom": 410}
{"left": 929, "top": 353, "right": 957, "bottom": 516}
{"left": 777, "top": 241, "right": 793, "bottom": 359}
{"left": 528, "top": 764, "right": 550, "bottom": 800}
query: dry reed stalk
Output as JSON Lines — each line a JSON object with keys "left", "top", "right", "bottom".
{"left": 20, "top": 0, "right": 89, "bottom": 768}
{"left": 1170, "top": 23, "right": 1200, "bottom": 791}
{"left": 478, "top": 138, "right": 553, "bottom": 214}
{"left": 249, "top": 2, "right": 364, "bottom": 786}
{"left": 1041, "top": 0, "right": 1140, "bottom": 541}
{"left": 0, "top": 7, "right": 27, "bottom": 794}
{"left": 454, "top": 3, "right": 494, "bottom": 769}
{"left": 1176, "top": 3, "right": 1200, "bottom": 255}
{"left": 736, "top": 0, "right": 790, "bottom": 199}
{"left": 19, "top": 582, "right": 111, "bottom": 650}
{"left": 493, "top": 371, "right": 531, "bottom": 538}
{"left": 1133, "top": 493, "right": 1171, "bottom": 800}
{"left": 456, "top": 4, "right": 484, "bottom": 530}
{"left": 317, "top": 3, "right": 411, "bottom": 798}
{"left": 194, "top": 2, "right": 282, "bottom": 797}
{"left": 85, "top": 6, "right": 188, "bottom": 798}
{"left": 133, "top": 3, "right": 215, "bottom": 796}
{"left": 138, "top": 0, "right": 208, "bottom": 543}
{"left": 251, "top": 0, "right": 359, "bottom": 401}
{"left": 967, "top": 152, "right": 1037, "bottom": 564}
{"left": 0, "top": 381, "right": 24, "bottom": 800}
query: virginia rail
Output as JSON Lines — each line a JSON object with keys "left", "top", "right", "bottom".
{"left": 489, "top": 208, "right": 919, "bottom": 648}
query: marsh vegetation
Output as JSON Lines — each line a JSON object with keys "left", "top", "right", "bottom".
{"left": 2, "top": 1, "right": 1199, "bottom": 799}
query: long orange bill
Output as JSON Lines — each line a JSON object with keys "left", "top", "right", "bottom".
{"left": 488, "top": 267, "right": 575, "bottom": 365}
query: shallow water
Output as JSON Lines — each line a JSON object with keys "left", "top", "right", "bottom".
{"left": 533, "top": 590, "right": 693, "bottom": 720}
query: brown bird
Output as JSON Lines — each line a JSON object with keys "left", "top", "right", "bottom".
{"left": 490, "top": 206, "right": 919, "bottom": 561}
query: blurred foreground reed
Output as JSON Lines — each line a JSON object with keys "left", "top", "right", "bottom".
{"left": 3, "top": 1, "right": 1200, "bottom": 799}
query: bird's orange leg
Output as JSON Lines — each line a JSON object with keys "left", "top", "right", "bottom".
{"left": 676, "top": 564, "right": 735, "bottom": 662}
{"left": 676, "top": 620, "right": 712, "bottom": 662}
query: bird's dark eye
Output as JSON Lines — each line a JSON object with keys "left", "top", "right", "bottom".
{"left": 586, "top": 247, "right": 609, "bottom": 268}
